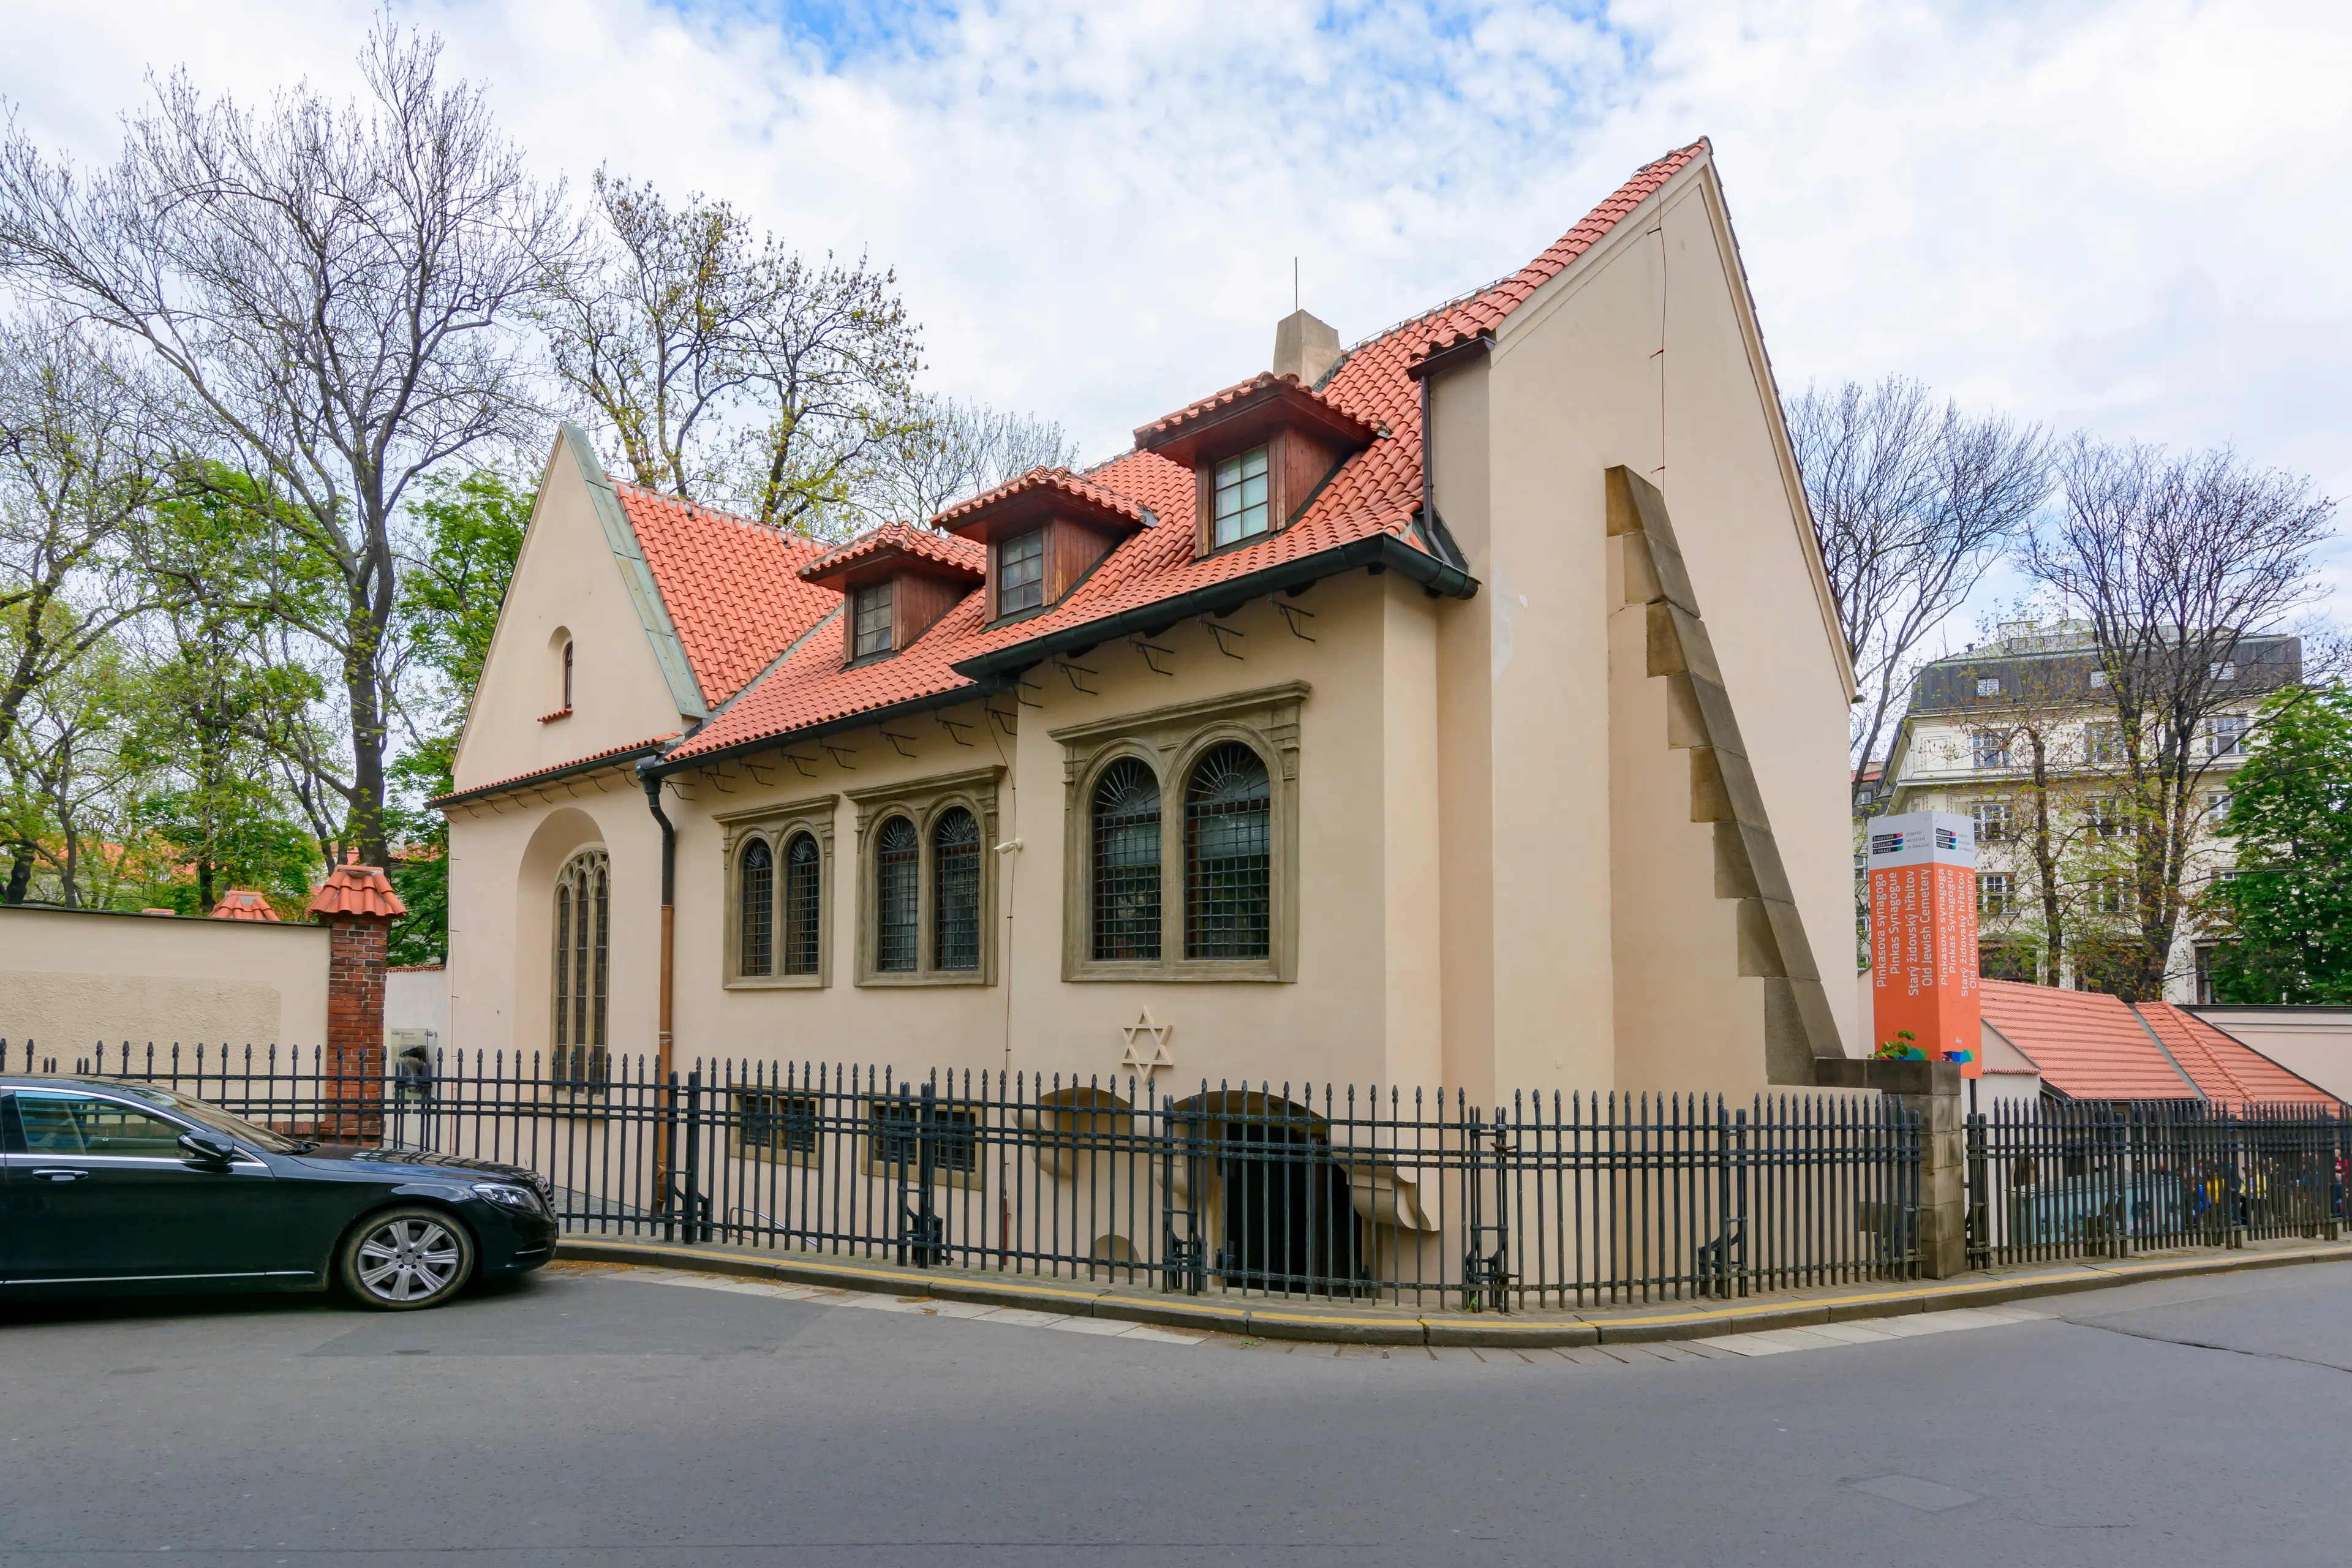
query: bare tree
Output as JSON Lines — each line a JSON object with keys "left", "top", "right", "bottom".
{"left": 855, "top": 394, "right": 1080, "bottom": 523}
{"left": 0, "top": 24, "right": 571, "bottom": 865}
{"left": 0, "top": 311, "right": 163, "bottom": 897}
{"left": 2025, "top": 437, "right": 2336, "bottom": 1000}
{"left": 1789, "top": 377, "right": 2049, "bottom": 777}
{"left": 543, "top": 170, "right": 922, "bottom": 537}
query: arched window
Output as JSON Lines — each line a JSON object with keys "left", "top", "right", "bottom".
{"left": 783, "top": 833, "right": 822, "bottom": 976}
{"left": 738, "top": 839, "right": 774, "bottom": 977}
{"left": 562, "top": 638, "right": 574, "bottom": 709}
{"left": 552, "top": 850, "right": 610, "bottom": 1086}
{"left": 932, "top": 807, "right": 981, "bottom": 971}
{"left": 875, "top": 817, "right": 920, "bottom": 972}
{"left": 1185, "top": 744, "right": 1270, "bottom": 959}
{"left": 1091, "top": 758, "right": 1161, "bottom": 960}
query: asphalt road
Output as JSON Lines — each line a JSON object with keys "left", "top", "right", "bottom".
{"left": 5, "top": 1259, "right": 2349, "bottom": 1567}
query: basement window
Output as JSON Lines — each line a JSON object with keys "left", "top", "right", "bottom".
{"left": 1211, "top": 445, "right": 1271, "bottom": 547}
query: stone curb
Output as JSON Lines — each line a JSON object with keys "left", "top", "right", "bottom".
{"left": 552, "top": 1235, "right": 2352, "bottom": 1348}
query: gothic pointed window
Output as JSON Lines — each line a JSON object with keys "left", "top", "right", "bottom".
{"left": 552, "top": 850, "right": 610, "bottom": 1087}
{"left": 932, "top": 807, "right": 981, "bottom": 971}
{"left": 1091, "top": 758, "right": 1161, "bottom": 960}
{"left": 875, "top": 816, "right": 920, "bottom": 972}
{"left": 1185, "top": 744, "right": 1271, "bottom": 959}
{"left": 738, "top": 839, "right": 774, "bottom": 977}
{"left": 783, "top": 832, "right": 822, "bottom": 976}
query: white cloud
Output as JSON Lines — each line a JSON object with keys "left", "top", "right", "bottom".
{"left": 8, "top": 0, "right": 2348, "bottom": 615}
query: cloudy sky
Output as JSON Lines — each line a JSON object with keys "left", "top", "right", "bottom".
{"left": 10, "top": 0, "right": 2349, "bottom": 630}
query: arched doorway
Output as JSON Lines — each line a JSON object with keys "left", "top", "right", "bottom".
{"left": 1171, "top": 1089, "right": 1363, "bottom": 1295}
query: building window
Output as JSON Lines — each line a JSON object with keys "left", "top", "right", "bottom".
{"left": 1091, "top": 758, "right": 1161, "bottom": 960}
{"left": 853, "top": 581, "right": 895, "bottom": 658}
{"left": 875, "top": 816, "right": 921, "bottom": 972}
{"left": 2085, "top": 722, "right": 2124, "bottom": 766}
{"left": 848, "top": 767, "right": 1002, "bottom": 986}
{"left": 738, "top": 839, "right": 774, "bottom": 977}
{"left": 869, "top": 1097, "right": 979, "bottom": 1177}
{"left": 1210, "top": 445, "right": 1271, "bottom": 547}
{"left": 2209, "top": 714, "right": 2249, "bottom": 757}
{"left": 2212, "top": 662, "right": 2237, "bottom": 682}
{"left": 2089, "top": 668, "right": 2109, "bottom": 690}
{"left": 735, "top": 1091, "right": 819, "bottom": 1158}
{"left": 562, "top": 639, "right": 574, "bottom": 709}
{"left": 552, "top": 850, "right": 609, "bottom": 1088}
{"left": 1186, "top": 743, "right": 1272, "bottom": 960}
{"left": 2086, "top": 797, "right": 2132, "bottom": 840}
{"left": 1977, "top": 872, "right": 2012, "bottom": 916}
{"left": 1971, "top": 732, "right": 2010, "bottom": 769}
{"left": 1052, "top": 684, "right": 1303, "bottom": 982}
{"left": 1971, "top": 800, "right": 2011, "bottom": 843}
{"left": 1976, "top": 676, "right": 2002, "bottom": 698}
{"left": 783, "top": 833, "right": 823, "bottom": 976}
{"left": 2206, "top": 790, "right": 2233, "bottom": 821}
{"left": 932, "top": 808, "right": 982, "bottom": 971}
{"left": 2090, "top": 875, "right": 2128, "bottom": 916}
{"left": 997, "top": 529, "right": 1046, "bottom": 616}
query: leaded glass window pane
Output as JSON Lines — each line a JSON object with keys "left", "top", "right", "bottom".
{"left": 876, "top": 816, "right": 920, "bottom": 971}
{"left": 738, "top": 839, "right": 774, "bottom": 976}
{"left": 1185, "top": 744, "right": 1271, "bottom": 959}
{"left": 998, "top": 529, "right": 1046, "bottom": 614}
{"left": 932, "top": 807, "right": 981, "bottom": 971}
{"left": 1092, "top": 758, "right": 1161, "bottom": 960}
{"left": 853, "top": 581, "right": 894, "bottom": 657}
{"left": 552, "top": 851, "right": 611, "bottom": 1087}
{"left": 783, "top": 833, "right": 822, "bottom": 976}
{"left": 1212, "top": 445, "right": 1270, "bottom": 547}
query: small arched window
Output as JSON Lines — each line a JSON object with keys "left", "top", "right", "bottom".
{"left": 782, "top": 833, "right": 822, "bottom": 976}
{"left": 738, "top": 839, "right": 774, "bottom": 977}
{"left": 1091, "top": 759, "right": 1161, "bottom": 960}
{"left": 552, "top": 850, "right": 610, "bottom": 1086}
{"left": 562, "top": 638, "right": 574, "bottom": 710}
{"left": 932, "top": 807, "right": 981, "bottom": 971}
{"left": 875, "top": 816, "right": 920, "bottom": 972}
{"left": 1185, "top": 744, "right": 1271, "bottom": 960}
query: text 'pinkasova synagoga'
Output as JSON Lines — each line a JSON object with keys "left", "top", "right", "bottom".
{"left": 434, "top": 140, "right": 1861, "bottom": 1100}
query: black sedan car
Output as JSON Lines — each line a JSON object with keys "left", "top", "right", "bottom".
{"left": 1, "top": 1076, "right": 558, "bottom": 1310}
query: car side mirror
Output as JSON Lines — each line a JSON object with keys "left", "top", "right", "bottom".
{"left": 179, "top": 1129, "right": 240, "bottom": 1164}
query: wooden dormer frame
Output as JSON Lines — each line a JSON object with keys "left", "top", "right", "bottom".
{"left": 1134, "top": 375, "right": 1376, "bottom": 559}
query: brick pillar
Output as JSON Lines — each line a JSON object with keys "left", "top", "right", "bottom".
{"left": 309, "top": 858, "right": 407, "bottom": 1144}
{"left": 1817, "top": 1057, "right": 1967, "bottom": 1279}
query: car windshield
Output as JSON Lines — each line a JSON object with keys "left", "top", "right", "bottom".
{"left": 96, "top": 1082, "right": 309, "bottom": 1154}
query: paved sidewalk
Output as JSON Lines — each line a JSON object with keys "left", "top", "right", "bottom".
{"left": 554, "top": 1231, "right": 2352, "bottom": 1348}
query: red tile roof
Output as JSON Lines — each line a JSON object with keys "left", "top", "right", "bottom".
{"left": 799, "top": 521, "right": 986, "bottom": 588}
{"left": 1132, "top": 371, "right": 1381, "bottom": 453}
{"left": 307, "top": 861, "right": 408, "bottom": 921}
{"left": 207, "top": 889, "right": 282, "bottom": 922}
{"left": 655, "top": 141, "right": 1708, "bottom": 766}
{"left": 2134, "top": 1001, "right": 2337, "bottom": 1107}
{"left": 432, "top": 734, "right": 680, "bottom": 807}
{"left": 1979, "top": 980, "right": 2199, "bottom": 1101}
{"left": 933, "top": 466, "right": 1153, "bottom": 531}
{"left": 619, "top": 484, "right": 838, "bottom": 705}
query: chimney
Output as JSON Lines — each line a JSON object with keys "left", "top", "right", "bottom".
{"left": 1271, "top": 309, "right": 1341, "bottom": 388}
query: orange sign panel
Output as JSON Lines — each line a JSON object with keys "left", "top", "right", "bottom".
{"left": 1865, "top": 810, "right": 1982, "bottom": 1077}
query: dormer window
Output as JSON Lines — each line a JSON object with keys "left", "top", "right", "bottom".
{"left": 1212, "top": 447, "right": 1270, "bottom": 546}
{"left": 852, "top": 581, "right": 895, "bottom": 658}
{"left": 997, "top": 529, "right": 1046, "bottom": 615}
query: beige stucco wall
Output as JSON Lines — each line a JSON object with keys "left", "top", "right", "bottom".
{"left": 2190, "top": 1009, "right": 2352, "bottom": 1102}
{"left": 0, "top": 906, "right": 329, "bottom": 1061}
{"left": 451, "top": 428, "right": 693, "bottom": 794}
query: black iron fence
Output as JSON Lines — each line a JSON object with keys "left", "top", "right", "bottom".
{"left": 1966, "top": 1098, "right": 2351, "bottom": 1270}
{"left": 9, "top": 1039, "right": 1921, "bottom": 1311}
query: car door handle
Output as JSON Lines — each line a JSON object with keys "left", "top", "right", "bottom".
{"left": 29, "top": 1168, "right": 89, "bottom": 1182}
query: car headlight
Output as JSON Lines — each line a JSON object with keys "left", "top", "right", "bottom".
{"left": 472, "top": 1182, "right": 543, "bottom": 1212}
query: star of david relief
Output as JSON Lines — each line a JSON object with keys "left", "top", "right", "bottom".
{"left": 1118, "top": 1009, "right": 1174, "bottom": 1073}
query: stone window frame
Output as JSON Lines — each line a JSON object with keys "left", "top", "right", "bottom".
{"left": 1051, "top": 681, "right": 1305, "bottom": 984}
{"left": 846, "top": 765, "right": 1003, "bottom": 987}
{"left": 717, "top": 795, "right": 837, "bottom": 990}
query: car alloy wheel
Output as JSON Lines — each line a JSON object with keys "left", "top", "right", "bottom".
{"left": 342, "top": 1207, "right": 473, "bottom": 1310}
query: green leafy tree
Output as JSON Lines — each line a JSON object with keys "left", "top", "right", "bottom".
{"left": 2202, "top": 684, "right": 2352, "bottom": 1002}
{"left": 385, "top": 467, "right": 529, "bottom": 963}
